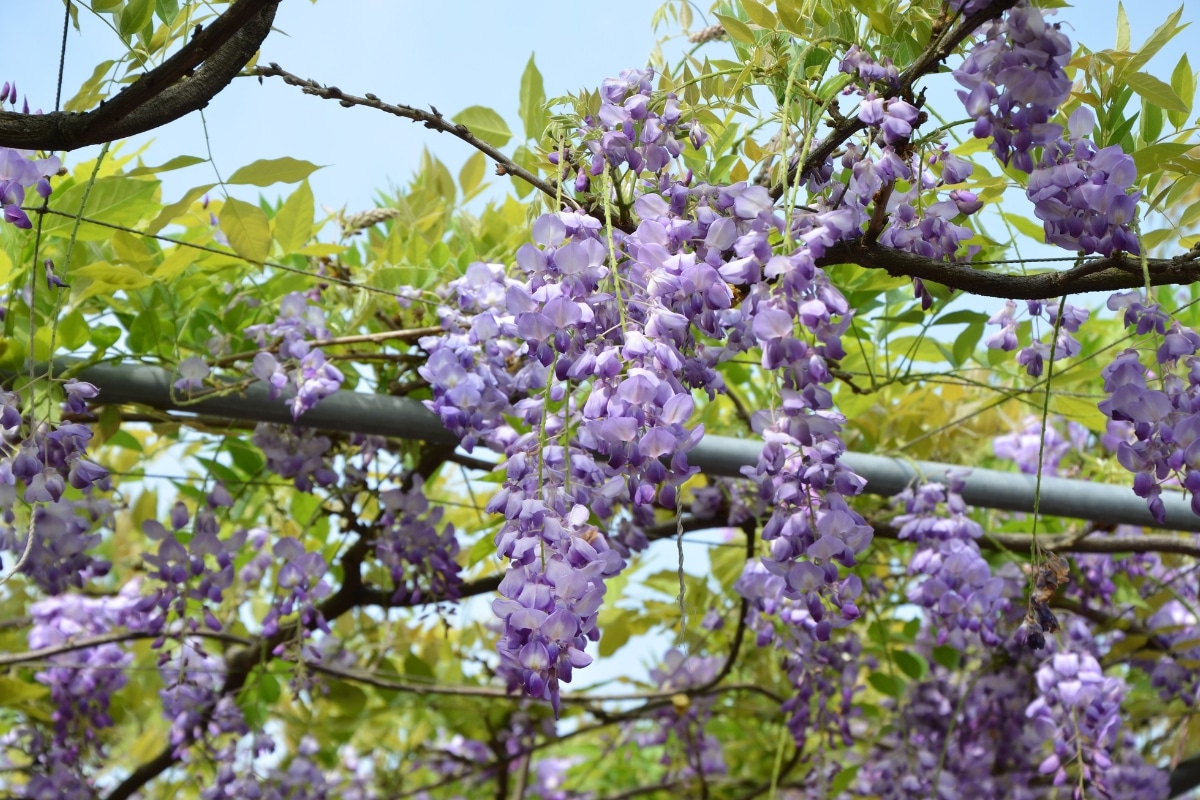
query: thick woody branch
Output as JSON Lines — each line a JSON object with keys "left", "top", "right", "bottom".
{"left": 818, "top": 240, "right": 1200, "bottom": 299}
{"left": 253, "top": 64, "right": 578, "bottom": 211}
{"left": 763, "top": 0, "right": 1019, "bottom": 198}
{"left": 0, "top": 0, "right": 279, "bottom": 151}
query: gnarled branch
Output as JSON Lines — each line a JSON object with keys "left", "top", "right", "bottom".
{"left": 0, "top": 0, "right": 280, "bottom": 151}
{"left": 818, "top": 240, "right": 1200, "bottom": 299}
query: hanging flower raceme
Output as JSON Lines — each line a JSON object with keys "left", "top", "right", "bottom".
{"left": 1096, "top": 294, "right": 1200, "bottom": 522}
{"left": 247, "top": 290, "right": 345, "bottom": 419}
{"left": 633, "top": 649, "right": 727, "bottom": 778}
{"left": 891, "top": 475, "right": 1009, "bottom": 645}
{"left": 0, "top": 86, "right": 60, "bottom": 230}
{"left": 0, "top": 381, "right": 114, "bottom": 594}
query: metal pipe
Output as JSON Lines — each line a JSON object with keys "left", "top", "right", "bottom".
{"left": 35, "top": 357, "right": 1200, "bottom": 532}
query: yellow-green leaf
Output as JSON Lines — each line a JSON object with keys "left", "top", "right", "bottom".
{"left": 219, "top": 198, "right": 271, "bottom": 263}
{"left": 451, "top": 105, "right": 512, "bottom": 148}
{"left": 1115, "top": 2, "right": 1130, "bottom": 51}
{"left": 741, "top": 0, "right": 776, "bottom": 29}
{"left": 518, "top": 54, "right": 547, "bottom": 141}
{"left": 147, "top": 184, "right": 215, "bottom": 234}
{"left": 459, "top": 151, "right": 486, "bottom": 198}
{"left": 272, "top": 180, "right": 314, "bottom": 254}
{"left": 119, "top": 0, "right": 153, "bottom": 36}
{"left": 73, "top": 262, "right": 153, "bottom": 290}
{"left": 227, "top": 157, "right": 322, "bottom": 187}
{"left": 43, "top": 176, "right": 159, "bottom": 240}
{"left": 776, "top": 0, "right": 807, "bottom": 35}
{"left": 128, "top": 154, "right": 206, "bottom": 177}
{"left": 1132, "top": 142, "right": 1197, "bottom": 175}
{"left": 713, "top": 13, "right": 755, "bottom": 44}
{"left": 1169, "top": 53, "right": 1194, "bottom": 129}
{"left": 1126, "top": 6, "right": 1186, "bottom": 76}
{"left": 1126, "top": 71, "right": 1189, "bottom": 113}
{"left": 152, "top": 248, "right": 195, "bottom": 281}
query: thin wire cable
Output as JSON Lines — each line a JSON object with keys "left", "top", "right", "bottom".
{"left": 32, "top": 208, "right": 433, "bottom": 304}
{"left": 55, "top": 3, "right": 72, "bottom": 112}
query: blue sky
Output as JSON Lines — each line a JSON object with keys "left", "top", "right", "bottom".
{"left": 15, "top": 2, "right": 1195, "bottom": 217}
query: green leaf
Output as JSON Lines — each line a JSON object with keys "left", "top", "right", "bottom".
{"left": 404, "top": 653, "right": 435, "bottom": 680}
{"left": 451, "top": 105, "right": 512, "bottom": 148}
{"left": 59, "top": 310, "right": 89, "bottom": 351}
{"left": 1141, "top": 98, "right": 1164, "bottom": 145}
{"left": 459, "top": 152, "right": 486, "bottom": 199}
{"left": 892, "top": 650, "right": 929, "bottom": 681}
{"left": 1169, "top": 54, "right": 1194, "bottom": 129}
{"left": 1126, "top": 6, "right": 1186, "bottom": 76}
{"left": 932, "top": 645, "right": 960, "bottom": 670}
{"left": 931, "top": 309, "right": 989, "bottom": 326}
{"left": 518, "top": 54, "right": 547, "bottom": 141}
{"left": 830, "top": 765, "right": 861, "bottom": 794}
{"left": 324, "top": 682, "right": 367, "bottom": 718}
{"left": 219, "top": 198, "right": 272, "bottom": 264}
{"left": 73, "top": 262, "right": 153, "bottom": 291}
{"left": 272, "top": 180, "right": 314, "bottom": 254}
{"left": 867, "top": 672, "right": 905, "bottom": 698}
{"left": 1115, "top": 2, "right": 1130, "bottom": 51}
{"left": 147, "top": 184, "right": 215, "bottom": 234}
{"left": 119, "top": 0, "right": 153, "bottom": 36}
{"left": 126, "top": 308, "right": 162, "bottom": 354}
{"left": 128, "top": 155, "right": 205, "bottom": 176}
{"left": 741, "top": 0, "right": 776, "bottom": 29}
{"left": 155, "top": 0, "right": 179, "bottom": 24}
{"left": 713, "top": 13, "right": 755, "bottom": 44}
{"left": 1125, "top": 71, "right": 1189, "bottom": 113}
{"left": 89, "top": 324, "right": 122, "bottom": 350}
{"left": 257, "top": 672, "right": 281, "bottom": 704}
{"left": 43, "top": 176, "right": 159, "bottom": 240}
{"left": 953, "top": 322, "right": 984, "bottom": 366}
{"left": 227, "top": 157, "right": 322, "bottom": 187}
{"left": 1132, "top": 143, "right": 1197, "bottom": 176}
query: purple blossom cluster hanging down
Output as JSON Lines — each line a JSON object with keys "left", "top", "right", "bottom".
{"left": 1097, "top": 296, "right": 1200, "bottom": 521}
{"left": 891, "top": 474, "right": 1009, "bottom": 645}
{"left": 985, "top": 298, "right": 1090, "bottom": 377}
{"left": 0, "top": 380, "right": 113, "bottom": 594}
{"left": 0, "top": 84, "right": 59, "bottom": 230}
{"left": 954, "top": 1, "right": 1140, "bottom": 256}
{"left": 422, "top": 69, "right": 723, "bottom": 711}
{"left": 247, "top": 290, "right": 345, "bottom": 419}
{"left": 633, "top": 649, "right": 727, "bottom": 779}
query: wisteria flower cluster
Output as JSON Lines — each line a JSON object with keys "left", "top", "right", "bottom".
{"left": 891, "top": 475, "right": 1009, "bottom": 645}
{"left": 0, "top": 85, "right": 59, "bottom": 231}
{"left": 0, "top": 380, "right": 113, "bottom": 594}
{"left": 633, "top": 649, "right": 727, "bottom": 778}
{"left": 1096, "top": 293, "right": 1200, "bottom": 521}
{"left": 247, "top": 290, "right": 345, "bottom": 419}
{"left": 955, "top": 2, "right": 1140, "bottom": 256}
{"left": 986, "top": 298, "right": 1091, "bottom": 377}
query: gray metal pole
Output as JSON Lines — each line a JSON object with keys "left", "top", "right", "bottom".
{"left": 33, "top": 357, "right": 1200, "bottom": 532}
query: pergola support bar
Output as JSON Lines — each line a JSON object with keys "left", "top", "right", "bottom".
{"left": 26, "top": 357, "right": 1199, "bottom": 533}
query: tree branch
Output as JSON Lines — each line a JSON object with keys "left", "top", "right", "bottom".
{"left": 762, "top": 0, "right": 1019, "bottom": 198}
{"left": 0, "top": 0, "right": 280, "bottom": 151}
{"left": 817, "top": 240, "right": 1200, "bottom": 299}
{"left": 253, "top": 64, "right": 578, "bottom": 210}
